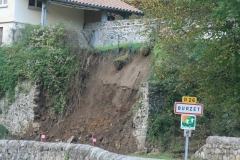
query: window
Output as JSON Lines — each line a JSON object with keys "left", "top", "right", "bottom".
{"left": 0, "top": 0, "right": 7, "bottom": 5}
{"left": 29, "top": 0, "right": 42, "bottom": 9}
{"left": 0, "top": 27, "right": 3, "bottom": 44}
{"left": 0, "top": 0, "right": 7, "bottom": 6}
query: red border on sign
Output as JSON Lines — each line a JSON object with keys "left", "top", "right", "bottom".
{"left": 174, "top": 102, "right": 204, "bottom": 116}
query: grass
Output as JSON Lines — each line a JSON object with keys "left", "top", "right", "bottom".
{"left": 128, "top": 153, "right": 180, "bottom": 160}
{"left": 113, "top": 53, "right": 129, "bottom": 62}
{"left": 113, "top": 52, "right": 130, "bottom": 70}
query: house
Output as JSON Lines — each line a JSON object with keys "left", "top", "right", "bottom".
{"left": 0, "top": 0, "right": 144, "bottom": 44}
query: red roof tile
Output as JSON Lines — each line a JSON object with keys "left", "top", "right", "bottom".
{"left": 55, "top": 0, "right": 144, "bottom": 15}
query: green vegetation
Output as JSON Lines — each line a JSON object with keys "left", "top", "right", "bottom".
{"left": 64, "top": 150, "right": 70, "bottom": 160}
{"left": 113, "top": 52, "right": 129, "bottom": 62}
{"left": 132, "top": 102, "right": 142, "bottom": 115}
{"left": 113, "top": 53, "right": 130, "bottom": 70}
{"left": 0, "top": 22, "right": 82, "bottom": 113}
{"left": 0, "top": 124, "right": 9, "bottom": 139}
{"left": 132, "top": 0, "right": 240, "bottom": 155}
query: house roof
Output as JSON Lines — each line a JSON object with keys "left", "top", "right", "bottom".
{"left": 52, "top": 0, "right": 144, "bottom": 15}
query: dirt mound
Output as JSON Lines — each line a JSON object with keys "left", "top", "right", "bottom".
{"left": 12, "top": 51, "right": 150, "bottom": 154}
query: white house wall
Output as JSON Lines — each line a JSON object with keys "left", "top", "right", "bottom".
{"left": 0, "top": 23, "right": 15, "bottom": 44}
{"left": 0, "top": 0, "right": 15, "bottom": 44}
{"left": 14, "top": 1, "right": 84, "bottom": 27}
{"left": 1, "top": 0, "right": 84, "bottom": 44}
{"left": 14, "top": 0, "right": 42, "bottom": 25}
{"left": 47, "top": 4, "right": 84, "bottom": 28}
{"left": 0, "top": 0, "right": 14, "bottom": 23}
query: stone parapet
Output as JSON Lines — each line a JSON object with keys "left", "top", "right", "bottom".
{"left": 0, "top": 140, "right": 129, "bottom": 160}
{"left": 193, "top": 136, "right": 240, "bottom": 160}
{"left": 82, "top": 19, "right": 156, "bottom": 47}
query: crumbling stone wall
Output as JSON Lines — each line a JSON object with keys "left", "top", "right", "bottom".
{"left": 82, "top": 19, "right": 155, "bottom": 47}
{"left": 0, "top": 140, "right": 128, "bottom": 160}
{"left": 0, "top": 81, "right": 38, "bottom": 135}
{"left": 132, "top": 82, "right": 149, "bottom": 153}
{"left": 132, "top": 82, "right": 165, "bottom": 153}
{"left": 193, "top": 136, "right": 240, "bottom": 160}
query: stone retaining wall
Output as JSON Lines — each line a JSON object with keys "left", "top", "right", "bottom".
{"left": 0, "top": 81, "right": 37, "bottom": 135}
{"left": 193, "top": 136, "right": 240, "bottom": 160}
{"left": 132, "top": 82, "right": 149, "bottom": 153}
{"left": 82, "top": 19, "right": 156, "bottom": 47}
{"left": 132, "top": 82, "right": 165, "bottom": 153}
{"left": 0, "top": 140, "right": 129, "bottom": 160}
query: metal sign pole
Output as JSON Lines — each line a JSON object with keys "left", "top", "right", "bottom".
{"left": 184, "top": 135, "right": 189, "bottom": 160}
{"left": 184, "top": 130, "right": 191, "bottom": 160}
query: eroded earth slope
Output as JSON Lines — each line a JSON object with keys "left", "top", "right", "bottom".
{"left": 13, "top": 51, "right": 150, "bottom": 154}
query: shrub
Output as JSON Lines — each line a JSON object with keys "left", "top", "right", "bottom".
{"left": 0, "top": 22, "right": 82, "bottom": 113}
{"left": 113, "top": 53, "right": 130, "bottom": 70}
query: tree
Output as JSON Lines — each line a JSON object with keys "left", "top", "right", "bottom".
{"left": 133, "top": 0, "right": 240, "bottom": 151}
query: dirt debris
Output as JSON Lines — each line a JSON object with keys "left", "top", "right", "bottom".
{"left": 11, "top": 51, "right": 150, "bottom": 154}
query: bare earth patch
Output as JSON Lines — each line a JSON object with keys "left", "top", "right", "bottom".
{"left": 12, "top": 51, "right": 150, "bottom": 154}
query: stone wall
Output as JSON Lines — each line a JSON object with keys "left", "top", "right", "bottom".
{"left": 132, "top": 82, "right": 165, "bottom": 153}
{"left": 0, "top": 81, "right": 37, "bottom": 135}
{"left": 132, "top": 82, "right": 149, "bottom": 153}
{"left": 82, "top": 19, "right": 155, "bottom": 47}
{"left": 0, "top": 140, "right": 129, "bottom": 160}
{"left": 193, "top": 136, "right": 240, "bottom": 160}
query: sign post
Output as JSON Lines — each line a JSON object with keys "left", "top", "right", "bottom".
{"left": 174, "top": 96, "right": 204, "bottom": 160}
{"left": 184, "top": 129, "right": 192, "bottom": 160}
{"left": 184, "top": 132, "right": 189, "bottom": 160}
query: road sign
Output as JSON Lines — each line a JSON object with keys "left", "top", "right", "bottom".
{"left": 181, "top": 115, "right": 196, "bottom": 130}
{"left": 174, "top": 102, "right": 204, "bottom": 116}
{"left": 182, "top": 96, "right": 197, "bottom": 104}
{"left": 184, "top": 130, "right": 192, "bottom": 137}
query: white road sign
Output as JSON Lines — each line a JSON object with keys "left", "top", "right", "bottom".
{"left": 174, "top": 102, "right": 204, "bottom": 116}
{"left": 184, "top": 129, "right": 192, "bottom": 137}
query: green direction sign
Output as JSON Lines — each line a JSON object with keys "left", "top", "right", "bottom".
{"left": 181, "top": 114, "right": 196, "bottom": 130}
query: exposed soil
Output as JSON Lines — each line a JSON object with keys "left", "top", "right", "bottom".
{"left": 12, "top": 51, "right": 150, "bottom": 154}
